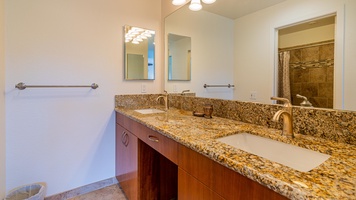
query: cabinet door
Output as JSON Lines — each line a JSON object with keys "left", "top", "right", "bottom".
{"left": 178, "top": 168, "right": 224, "bottom": 200}
{"left": 179, "top": 145, "right": 288, "bottom": 200}
{"left": 116, "top": 124, "right": 138, "bottom": 200}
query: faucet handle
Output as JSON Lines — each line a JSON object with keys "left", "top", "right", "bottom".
{"left": 271, "top": 97, "right": 292, "bottom": 107}
{"left": 181, "top": 90, "right": 190, "bottom": 95}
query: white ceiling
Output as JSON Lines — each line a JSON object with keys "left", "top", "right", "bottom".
{"left": 202, "top": 0, "right": 287, "bottom": 19}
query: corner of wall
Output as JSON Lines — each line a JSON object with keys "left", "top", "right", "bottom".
{"left": 0, "top": 0, "right": 6, "bottom": 198}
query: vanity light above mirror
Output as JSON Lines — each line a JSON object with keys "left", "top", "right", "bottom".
{"left": 172, "top": 0, "right": 216, "bottom": 11}
{"left": 125, "top": 26, "right": 155, "bottom": 44}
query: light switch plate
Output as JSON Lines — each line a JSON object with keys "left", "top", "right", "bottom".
{"left": 141, "top": 84, "right": 147, "bottom": 93}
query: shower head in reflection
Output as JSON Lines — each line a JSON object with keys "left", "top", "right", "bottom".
{"left": 296, "top": 94, "right": 313, "bottom": 107}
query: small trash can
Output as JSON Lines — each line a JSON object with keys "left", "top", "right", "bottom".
{"left": 5, "top": 183, "right": 46, "bottom": 200}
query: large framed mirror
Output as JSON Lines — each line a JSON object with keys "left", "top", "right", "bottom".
{"left": 168, "top": 33, "right": 191, "bottom": 81}
{"left": 124, "top": 25, "right": 155, "bottom": 80}
{"left": 164, "top": 1, "right": 356, "bottom": 111}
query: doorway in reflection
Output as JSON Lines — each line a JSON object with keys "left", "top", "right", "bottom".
{"left": 277, "top": 15, "right": 335, "bottom": 109}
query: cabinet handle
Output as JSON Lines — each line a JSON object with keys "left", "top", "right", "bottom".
{"left": 148, "top": 135, "right": 159, "bottom": 143}
{"left": 122, "top": 131, "right": 129, "bottom": 147}
{"left": 121, "top": 131, "right": 125, "bottom": 145}
{"left": 121, "top": 131, "right": 125, "bottom": 144}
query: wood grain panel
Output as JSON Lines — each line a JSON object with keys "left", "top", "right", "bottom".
{"left": 179, "top": 145, "right": 289, "bottom": 200}
{"left": 117, "top": 112, "right": 178, "bottom": 164}
{"left": 138, "top": 140, "right": 178, "bottom": 200}
{"left": 115, "top": 124, "right": 138, "bottom": 200}
{"left": 138, "top": 140, "right": 159, "bottom": 199}
{"left": 178, "top": 168, "right": 224, "bottom": 200}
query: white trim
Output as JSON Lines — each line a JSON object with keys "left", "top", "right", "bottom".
{"left": 270, "top": 4, "right": 345, "bottom": 109}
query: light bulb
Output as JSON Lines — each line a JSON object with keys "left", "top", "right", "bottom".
{"left": 172, "top": 0, "right": 187, "bottom": 6}
{"left": 140, "top": 34, "right": 147, "bottom": 39}
{"left": 202, "top": 0, "right": 216, "bottom": 4}
{"left": 144, "top": 32, "right": 152, "bottom": 37}
{"left": 189, "top": 0, "right": 202, "bottom": 11}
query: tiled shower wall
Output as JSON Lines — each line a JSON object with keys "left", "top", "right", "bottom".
{"left": 285, "top": 41, "right": 334, "bottom": 108}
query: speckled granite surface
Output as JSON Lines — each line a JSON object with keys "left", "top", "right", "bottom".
{"left": 115, "top": 94, "right": 356, "bottom": 145}
{"left": 115, "top": 106, "right": 356, "bottom": 200}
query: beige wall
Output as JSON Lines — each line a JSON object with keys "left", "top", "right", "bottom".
{"left": 5, "top": 0, "right": 161, "bottom": 196}
{"left": 279, "top": 24, "right": 335, "bottom": 48}
{"left": 161, "top": 0, "right": 184, "bottom": 19}
{"left": 160, "top": 0, "right": 183, "bottom": 90}
{"left": 0, "top": 0, "right": 5, "bottom": 198}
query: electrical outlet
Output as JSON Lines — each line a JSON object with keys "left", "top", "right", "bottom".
{"left": 173, "top": 85, "right": 178, "bottom": 93}
{"left": 250, "top": 91, "right": 257, "bottom": 100}
{"left": 141, "top": 84, "right": 147, "bottom": 93}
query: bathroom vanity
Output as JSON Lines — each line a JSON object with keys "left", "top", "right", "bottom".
{"left": 115, "top": 110, "right": 287, "bottom": 199}
{"left": 115, "top": 104, "right": 355, "bottom": 200}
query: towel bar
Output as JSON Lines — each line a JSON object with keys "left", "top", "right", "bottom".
{"left": 203, "top": 84, "right": 234, "bottom": 88}
{"left": 15, "top": 82, "right": 99, "bottom": 90}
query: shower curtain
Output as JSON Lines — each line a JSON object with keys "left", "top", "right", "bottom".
{"left": 278, "top": 51, "right": 291, "bottom": 102}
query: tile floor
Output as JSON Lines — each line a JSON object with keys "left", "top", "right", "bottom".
{"left": 68, "top": 184, "right": 127, "bottom": 200}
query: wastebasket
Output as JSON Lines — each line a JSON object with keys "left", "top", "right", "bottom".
{"left": 5, "top": 183, "right": 46, "bottom": 200}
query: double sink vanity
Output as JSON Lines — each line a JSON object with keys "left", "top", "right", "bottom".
{"left": 114, "top": 94, "right": 355, "bottom": 200}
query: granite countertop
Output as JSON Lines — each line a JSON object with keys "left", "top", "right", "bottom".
{"left": 115, "top": 107, "right": 356, "bottom": 200}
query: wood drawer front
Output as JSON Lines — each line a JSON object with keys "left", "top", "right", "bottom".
{"left": 116, "top": 112, "right": 126, "bottom": 126}
{"left": 116, "top": 112, "right": 140, "bottom": 132}
{"left": 139, "top": 125, "right": 178, "bottom": 165}
{"left": 116, "top": 111, "right": 178, "bottom": 165}
{"left": 178, "top": 145, "right": 288, "bottom": 200}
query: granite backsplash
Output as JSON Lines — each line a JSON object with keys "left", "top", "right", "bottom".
{"left": 115, "top": 94, "right": 356, "bottom": 145}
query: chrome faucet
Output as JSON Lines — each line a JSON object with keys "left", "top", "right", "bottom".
{"left": 271, "top": 97, "right": 294, "bottom": 138}
{"left": 181, "top": 90, "right": 190, "bottom": 95}
{"left": 156, "top": 90, "right": 169, "bottom": 111}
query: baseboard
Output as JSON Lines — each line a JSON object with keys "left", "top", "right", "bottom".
{"left": 45, "top": 177, "right": 118, "bottom": 200}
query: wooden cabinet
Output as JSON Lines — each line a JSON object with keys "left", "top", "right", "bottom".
{"left": 178, "top": 168, "right": 224, "bottom": 200}
{"left": 137, "top": 124, "right": 178, "bottom": 164}
{"left": 116, "top": 112, "right": 178, "bottom": 200}
{"left": 116, "top": 112, "right": 288, "bottom": 200}
{"left": 115, "top": 124, "right": 138, "bottom": 200}
{"left": 178, "top": 145, "right": 288, "bottom": 200}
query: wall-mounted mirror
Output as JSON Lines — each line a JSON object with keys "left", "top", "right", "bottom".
{"left": 124, "top": 25, "right": 155, "bottom": 80}
{"left": 164, "top": 5, "right": 234, "bottom": 100}
{"left": 164, "top": 0, "right": 356, "bottom": 111}
{"left": 168, "top": 33, "right": 191, "bottom": 81}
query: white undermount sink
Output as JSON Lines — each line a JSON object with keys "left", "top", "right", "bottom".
{"left": 134, "top": 108, "right": 165, "bottom": 114}
{"left": 216, "top": 133, "right": 330, "bottom": 172}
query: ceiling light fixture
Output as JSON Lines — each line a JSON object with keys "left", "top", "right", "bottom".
{"left": 189, "top": 0, "right": 202, "bottom": 11}
{"left": 172, "top": 0, "right": 217, "bottom": 12}
{"left": 172, "top": 0, "right": 187, "bottom": 6}
{"left": 202, "top": 0, "right": 216, "bottom": 4}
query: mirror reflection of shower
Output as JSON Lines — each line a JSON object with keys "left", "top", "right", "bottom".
{"left": 277, "top": 15, "right": 335, "bottom": 109}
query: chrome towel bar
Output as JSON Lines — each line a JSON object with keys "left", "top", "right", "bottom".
{"left": 203, "top": 84, "right": 234, "bottom": 88}
{"left": 15, "top": 82, "right": 99, "bottom": 90}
